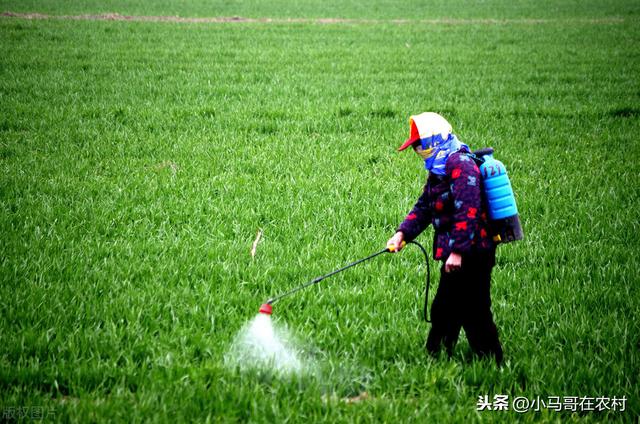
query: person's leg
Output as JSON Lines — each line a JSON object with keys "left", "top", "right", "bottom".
{"left": 460, "top": 253, "right": 503, "bottom": 365}
{"left": 426, "top": 263, "right": 463, "bottom": 358}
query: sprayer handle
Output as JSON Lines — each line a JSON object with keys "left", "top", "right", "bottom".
{"left": 387, "top": 240, "right": 406, "bottom": 253}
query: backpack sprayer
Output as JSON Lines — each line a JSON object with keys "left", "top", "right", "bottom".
{"left": 471, "top": 148, "right": 524, "bottom": 243}
{"left": 259, "top": 241, "right": 433, "bottom": 322}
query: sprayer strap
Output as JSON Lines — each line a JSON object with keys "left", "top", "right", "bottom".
{"left": 468, "top": 147, "right": 494, "bottom": 167}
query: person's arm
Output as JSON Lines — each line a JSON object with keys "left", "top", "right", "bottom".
{"left": 388, "top": 186, "right": 432, "bottom": 252}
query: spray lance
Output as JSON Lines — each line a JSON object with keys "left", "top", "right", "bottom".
{"left": 258, "top": 241, "right": 433, "bottom": 323}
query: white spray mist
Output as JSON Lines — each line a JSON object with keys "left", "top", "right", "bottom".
{"left": 225, "top": 313, "right": 308, "bottom": 375}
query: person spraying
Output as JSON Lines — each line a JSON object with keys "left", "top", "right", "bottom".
{"left": 387, "top": 112, "right": 504, "bottom": 365}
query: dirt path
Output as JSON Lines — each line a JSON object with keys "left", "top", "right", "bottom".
{"left": 0, "top": 12, "right": 624, "bottom": 25}
{"left": 0, "top": 11, "right": 626, "bottom": 25}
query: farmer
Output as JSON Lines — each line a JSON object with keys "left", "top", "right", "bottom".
{"left": 387, "top": 112, "right": 503, "bottom": 365}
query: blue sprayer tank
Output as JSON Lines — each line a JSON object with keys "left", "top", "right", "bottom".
{"left": 474, "top": 148, "right": 524, "bottom": 244}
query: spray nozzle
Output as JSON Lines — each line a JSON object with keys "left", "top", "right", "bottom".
{"left": 259, "top": 303, "right": 273, "bottom": 315}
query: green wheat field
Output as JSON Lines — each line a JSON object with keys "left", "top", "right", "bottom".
{"left": 1, "top": 1, "right": 639, "bottom": 422}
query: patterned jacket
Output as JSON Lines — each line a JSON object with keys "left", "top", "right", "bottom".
{"left": 398, "top": 148, "right": 495, "bottom": 261}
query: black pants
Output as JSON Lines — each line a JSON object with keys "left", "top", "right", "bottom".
{"left": 425, "top": 251, "right": 503, "bottom": 364}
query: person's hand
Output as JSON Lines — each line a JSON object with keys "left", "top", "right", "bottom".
{"left": 387, "top": 232, "right": 405, "bottom": 253}
{"left": 445, "top": 252, "right": 462, "bottom": 273}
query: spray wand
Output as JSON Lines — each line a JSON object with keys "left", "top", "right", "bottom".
{"left": 259, "top": 241, "right": 432, "bottom": 322}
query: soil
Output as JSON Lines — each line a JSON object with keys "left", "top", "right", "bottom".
{"left": 1, "top": 11, "right": 624, "bottom": 25}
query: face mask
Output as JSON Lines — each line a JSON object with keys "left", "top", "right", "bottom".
{"left": 419, "top": 134, "right": 469, "bottom": 175}
{"left": 413, "top": 144, "right": 434, "bottom": 161}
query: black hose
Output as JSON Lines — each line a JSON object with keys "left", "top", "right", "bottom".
{"left": 407, "top": 240, "right": 432, "bottom": 323}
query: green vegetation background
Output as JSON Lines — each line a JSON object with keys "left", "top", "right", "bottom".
{"left": 1, "top": 1, "right": 639, "bottom": 422}
{"left": 1, "top": 0, "right": 639, "bottom": 19}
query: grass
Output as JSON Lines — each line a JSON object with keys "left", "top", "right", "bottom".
{"left": 1, "top": 0, "right": 639, "bottom": 20}
{"left": 1, "top": 2, "right": 639, "bottom": 422}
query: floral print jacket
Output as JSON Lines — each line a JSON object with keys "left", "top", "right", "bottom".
{"left": 397, "top": 148, "right": 496, "bottom": 262}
